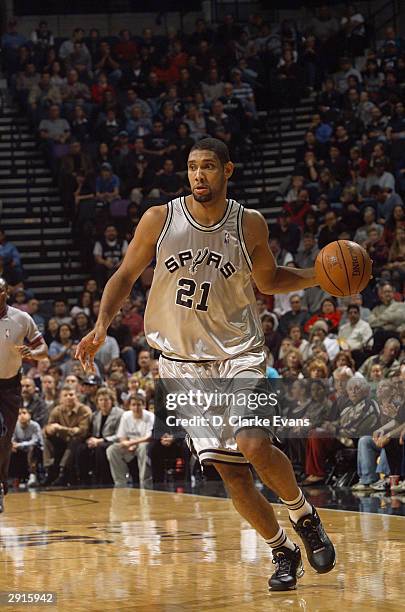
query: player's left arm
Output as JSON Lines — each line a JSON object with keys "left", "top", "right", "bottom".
{"left": 243, "top": 209, "right": 318, "bottom": 294}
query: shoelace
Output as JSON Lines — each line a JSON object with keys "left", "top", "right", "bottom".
{"left": 299, "top": 518, "right": 325, "bottom": 551}
{"left": 272, "top": 552, "right": 292, "bottom": 575}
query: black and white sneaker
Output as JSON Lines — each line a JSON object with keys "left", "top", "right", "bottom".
{"left": 291, "top": 505, "right": 336, "bottom": 574}
{"left": 268, "top": 545, "right": 304, "bottom": 591}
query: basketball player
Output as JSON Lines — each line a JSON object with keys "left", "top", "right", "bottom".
{"left": 76, "top": 138, "right": 335, "bottom": 591}
{"left": 0, "top": 278, "right": 48, "bottom": 512}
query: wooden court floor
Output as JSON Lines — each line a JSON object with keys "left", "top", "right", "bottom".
{"left": 0, "top": 488, "right": 404, "bottom": 612}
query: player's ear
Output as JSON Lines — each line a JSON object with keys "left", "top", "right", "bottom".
{"left": 224, "top": 161, "right": 234, "bottom": 179}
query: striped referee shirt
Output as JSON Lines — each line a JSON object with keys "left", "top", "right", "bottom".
{"left": 0, "top": 305, "right": 44, "bottom": 379}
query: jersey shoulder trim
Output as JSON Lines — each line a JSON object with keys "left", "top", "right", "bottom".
{"left": 236, "top": 202, "right": 253, "bottom": 270}
{"left": 156, "top": 200, "right": 174, "bottom": 254}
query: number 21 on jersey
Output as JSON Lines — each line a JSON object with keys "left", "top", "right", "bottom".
{"left": 175, "top": 278, "right": 211, "bottom": 311}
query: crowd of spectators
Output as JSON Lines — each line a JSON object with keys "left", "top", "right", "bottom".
{"left": 1, "top": 6, "right": 405, "bottom": 496}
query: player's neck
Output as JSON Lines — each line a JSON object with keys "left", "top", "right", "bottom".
{"left": 185, "top": 194, "right": 228, "bottom": 226}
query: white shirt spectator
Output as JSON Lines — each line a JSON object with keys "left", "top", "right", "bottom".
{"left": 116, "top": 409, "right": 155, "bottom": 441}
{"left": 273, "top": 289, "right": 304, "bottom": 317}
{"left": 377, "top": 171, "right": 396, "bottom": 192}
{"left": 338, "top": 319, "right": 373, "bottom": 351}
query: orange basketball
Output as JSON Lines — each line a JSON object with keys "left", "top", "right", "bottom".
{"left": 315, "top": 240, "right": 372, "bottom": 297}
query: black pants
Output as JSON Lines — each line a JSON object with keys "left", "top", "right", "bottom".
{"left": 149, "top": 439, "right": 191, "bottom": 484}
{"left": 74, "top": 440, "right": 114, "bottom": 485}
{"left": 43, "top": 435, "right": 82, "bottom": 483}
{"left": 385, "top": 439, "right": 404, "bottom": 476}
{"left": 9, "top": 446, "right": 43, "bottom": 479}
{"left": 0, "top": 374, "right": 22, "bottom": 492}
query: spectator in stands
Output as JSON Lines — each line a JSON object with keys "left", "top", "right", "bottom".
{"left": 271, "top": 211, "right": 301, "bottom": 255}
{"left": 38, "top": 104, "right": 71, "bottom": 170}
{"left": 368, "top": 283, "right": 405, "bottom": 334}
{"left": 295, "top": 233, "right": 319, "bottom": 268}
{"left": 40, "top": 374, "right": 58, "bottom": 415}
{"left": 93, "top": 224, "right": 128, "bottom": 289}
{"left": 303, "top": 376, "right": 379, "bottom": 486}
{"left": 48, "top": 324, "right": 75, "bottom": 366}
{"left": 269, "top": 236, "right": 293, "bottom": 266}
{"left": 0, "top": 227, "right": 24, "bottom": 287}
{"left": 279, "top": 294, "right": 309, "bottom": 337}
{"left": 21, "top": 376, "right": 48, "bottom": 428}
{"left": 43, "top": 385, "right": 92, "bottom": 485}
{"left": 107, "top": 392, "right": 154, "bottom": 487}
{"left": 59, "top": 28, "right": 88, "bottom": 62}
{"left": 156, "top": 158, "right": 184, "bottom": 201}
{"left": 9, "top": 407, "right": 43, "bottom": 488}
{"left": 352, "top": 379, "right": 399, "bottom": 490}
{"left": 338, "top": 304, "right": 373, "bottom": 355}
{"left": 74, "top": 387, "right": 123, "bottom": 485}
{"left": 359, "top": 338, "right": 401, "bottom": 379}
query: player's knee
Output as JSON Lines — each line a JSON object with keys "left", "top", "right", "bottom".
{"left": 236, "top": 430, "right": 270, "bottom": 464}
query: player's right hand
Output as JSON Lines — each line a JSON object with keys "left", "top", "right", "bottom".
{"left": 75, "top": 327, "right": 106, "bottom": 373}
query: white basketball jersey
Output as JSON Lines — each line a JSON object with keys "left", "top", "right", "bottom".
{"left": 144, "top": 196, "right": 265, "bottom": 361}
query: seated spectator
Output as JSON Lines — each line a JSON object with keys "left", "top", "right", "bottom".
{"left": 353, "top": 206, "right": 383, "bottom": 246}
{"left": 318, "top": 209, "right": 347, "bottom": 249}
{"left": 284, "top": 189, "right": 312, "bottom": 228}
{"left": 106, "top": 392, "right": 154, "bottom": 487}
{"left": 383, "top": 204, "right": 405, "bottom": 244}
{"left": 125, "top": 104, "right": 152, "bottom": 139}
{"left": 156, "top": 158, "right": 184, "bottom": 201}
{"left": 280, "top": 347, "right": 305, "bottom": 379}
{"left": 269, "top": 236, "right": 293, "bottom": 266}
{"left": 368, "top": 283, "right": 405, "bottom": 335}
{"left": 360, "top": 337, "right": 401, "bottom": 379}
{"left": 183, "top": 103, "right": 207, "bottom": 141}
{"left": 278, "top": 294, "right": 309, "bottom": 336}
{"left": 131, "top": 349, "right": 154, "bottom": 393}
{"left": 207, "top": 99, "right": 234, "bottom": 145}
{"left": 93, "top": 224, "right": 128, "bottom": 289}
{"left": 335, "top": 56, "right": 362, "bottom": 94}
{"left": 303, "top": 376, "right": 379, "bottom": 485}
{"left": 353, "top": 379, "right": 401, "bottom": 489}
{"left": 271, "top": 211, "right": 301, "bottom": 255}
{"left": 9, "top": 407, "right": 43, "bottom": 488}
{"left": 40, "top": 374, "right": 59, "bottom": 414}
{"left": 49, "top": 324, "right": 75, "bottom": 366}
{"left": 338, "top": 303, "right": 373, "bottom": 355}
{"left": 295, "top": 233, "right": 319, "bottom": 268}
{"left": 202, "top": 68, "right": 225, "bottom": 103}
{"left": 96, "top": 109, "right": 122, "bottom": 145}
{"left": 94, "top": 41, "right": 122, "bottom": 85}
{"left": 21, "top": 376, "right": 48, "bottom": 427}
{"left": 308, "top": 320, "right": 340, "bottom": 362}
{"left": 383, "top": 226, "right": 405, "bottom": 291}
{"left": 74, "top": 387, "right": 124, "bottom": 485}
{"left": 288, "top": 324, "right": 310, "bottom": 362}
{"left": 43, "top": 385, "right": 92, "bottom": 485}
{"left": 0, "top": 227, "right": 24, "bottom": 288}
{"left": 305, "top": 297, "right": 342, "bottom": 334}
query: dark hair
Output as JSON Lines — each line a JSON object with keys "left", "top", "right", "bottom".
{"left": 189, "top": 138, "right": 230, "bottom": 166}
{"left": 347, "top": 303, "right": 360, "bottom": 312}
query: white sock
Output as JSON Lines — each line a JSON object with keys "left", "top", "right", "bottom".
{"left": 266, "top": 527, "right": 295, "bottom": 552}
{"left": 280, "top": 489, "right": 312, "bottom": 523}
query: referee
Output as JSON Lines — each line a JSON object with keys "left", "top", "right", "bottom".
{"left": 0, "top": 278, "right": 48, "bottom": 512}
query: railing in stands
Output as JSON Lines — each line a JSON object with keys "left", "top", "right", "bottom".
{"left": 9, "top": 120, "right": 22, "bottom": 178}
{"left": 38, "top": 197, "right": 52, "bottom": 259}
